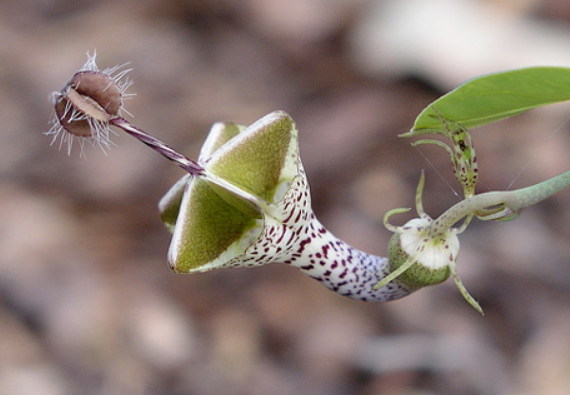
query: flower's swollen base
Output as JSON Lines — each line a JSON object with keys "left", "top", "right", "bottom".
{"left": 376, "top": 172, "right": 483, "bottom": 314}
{"left": 378, "top": 165, "right": 570, "bottom": 314}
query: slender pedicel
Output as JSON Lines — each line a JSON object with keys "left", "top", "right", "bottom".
{"left": 109, "top": 117, "right": 204, "bottom": 176}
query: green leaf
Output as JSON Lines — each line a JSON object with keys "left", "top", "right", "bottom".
{"left": 408, "top": 67, "right": 570, "bottom": 135}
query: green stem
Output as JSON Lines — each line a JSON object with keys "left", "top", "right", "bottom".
{"left": 429, "top": 170, "right": 570, "bottom": 236}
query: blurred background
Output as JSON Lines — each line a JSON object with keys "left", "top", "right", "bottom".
{"left": 2, "top": 0, "right": 570, "bottom": 394}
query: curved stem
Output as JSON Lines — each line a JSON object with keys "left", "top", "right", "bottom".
{"left": 507, "top": 170, "right": 570, "bottom": 207}
{"left": 430, "top": 170, "right": 570, "bottom": 236}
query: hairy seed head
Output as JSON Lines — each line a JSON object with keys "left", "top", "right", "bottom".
{"left": 46, "top": 52, "right": 133, "bottom": 154}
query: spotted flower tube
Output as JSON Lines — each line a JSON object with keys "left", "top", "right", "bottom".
{"left": 47, "top": 54, "right": 570, "bottom": 313}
